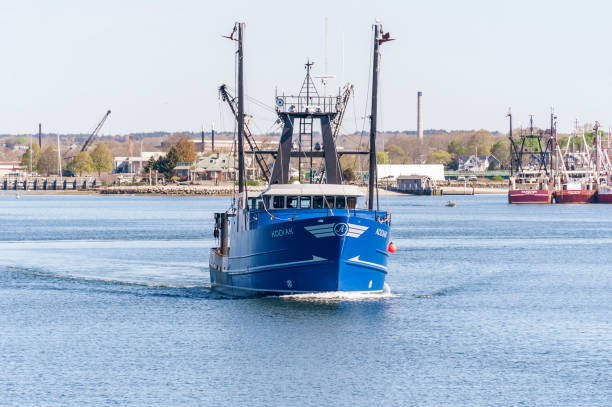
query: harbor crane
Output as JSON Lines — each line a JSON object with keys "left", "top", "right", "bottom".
{"left": 81, "top": 110, "right": 111, "bottom": 152}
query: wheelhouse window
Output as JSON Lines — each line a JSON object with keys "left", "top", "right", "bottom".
{"left": 312, "top": 196, "right": 324, "bottom": 209}
{"left": 286, "top": 196, "right": 298, "bottom": 209}
{"left": 324, "top": 196, "right": 334, "bottom": 209}
{"left": 347, "top": 197, "right": 357, "bottom": 209}
{"left": 264, "top": 196, "right": 271, "bottom": 209}
{"left": 273, "top": 196, "right": 285, "bottom": 209}
{"left": 335, "top": 196, "right": 346, "bottom": 209}
{"left": 300, "top": 196, "right": 311, "bottom": 209}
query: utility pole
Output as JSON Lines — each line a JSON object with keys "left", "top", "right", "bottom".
{"left": 201, "top": 126, "right": 205, "bottom": 153}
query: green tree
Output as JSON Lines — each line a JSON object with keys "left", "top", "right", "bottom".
{"left": 376, "top": 151, "right": 389, "bottom": 164}
{"left": 175, "top": 137, "right": 197, "bottom": 163}
{"left": 37, "top": 145, "right": 59, "bottom": 176}
{"left": 20, "top": 143, "right": 41, "bottom": 171}
{"left": 490, "top": 140, "right": 510, "bottom": 168}
{"left": 144, "top": 156, "right": 156, "bottom": 173}
{"left": 466, "top": 130, "right": 493, "bottom": 156}
{"left": 154, "top": 146, "right": 180, "bottom": 178}
{"left": 427, "top": 150, "right": 452, "bottom": 165}
{"left": 447, "top": 138, "right": 462, "bottom": 154}
{"left": 342, "top": 167, "right": 356, "bottom": 182}
{"left": 386, "top": 144, "right": 406, "bottom": 163}
{"left": 90, "top": 143, "right": 114, "bottom": 175}
{"left": 69, "top": 152, "right": 93, "bottom": 176}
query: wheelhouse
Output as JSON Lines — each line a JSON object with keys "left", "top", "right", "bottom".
{"left": 248, "top": 184, "right": 365, "bottom": 211}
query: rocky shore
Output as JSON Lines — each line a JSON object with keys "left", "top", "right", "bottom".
{"left": 99, "top": 184, "right": 268, "bottom": 196}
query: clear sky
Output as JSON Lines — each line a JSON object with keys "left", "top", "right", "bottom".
{"left": 2, "top": 0, "right": 611, "bottom": 135}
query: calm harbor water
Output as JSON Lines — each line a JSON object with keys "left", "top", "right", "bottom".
{"left": 0, "top": 193, "right": 610, "bottom": 406}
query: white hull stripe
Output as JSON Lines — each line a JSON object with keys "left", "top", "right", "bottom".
{"left": 226, "top": 255, "right": 328, "bottom": 274}
{"left": 346, "top": 255, "right": 387, "bottom": 271}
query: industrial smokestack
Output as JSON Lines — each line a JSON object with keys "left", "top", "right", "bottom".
{"left": 417, "top": 91, "right": 423, "bottom": 140}
{"left": 128, "top": 135, "right": 133, "bottom": 157}
{"left": 39, "top": 123, "right": 42, "bottom": 148}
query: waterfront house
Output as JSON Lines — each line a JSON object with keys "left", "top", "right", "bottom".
{"left": 0, "top": 161, "right": 23, "bottom": 178}
{"left": 458, "top": 155, "right": 501, "bottom": 172}
{"left": 176, "top": 153, "right": 236, "bottom": 181}
{"left": 114, "top": 152, "right": 163, "bottom": 174}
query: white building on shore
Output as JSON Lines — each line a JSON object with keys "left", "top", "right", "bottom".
{"left": 377, "top": 164, "right": 445, "bottom": 182}
{"left": 114, "top": 152, "right": 164, "bottom": 174}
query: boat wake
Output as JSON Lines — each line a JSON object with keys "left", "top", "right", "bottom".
{"left": 277, "top": 283, "right": 397, "bottom": 302}
{"left": 5, "top": 266, "right": 210, "bottom": 290}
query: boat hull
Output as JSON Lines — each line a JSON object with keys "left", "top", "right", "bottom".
{"left": 554, "top": 190, "right": 596, "bottom": 204}
{"left": 596, "top": 191, "right": 612, "bottom": 203}
{"left": 508, "top": 189, "right": 551, "bottom": 204}
{"left": 209, "top": 214, "right": 390, "bottom": 297}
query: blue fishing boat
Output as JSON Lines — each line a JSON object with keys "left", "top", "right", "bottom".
{"left": 209, "top": 21, "right": 394, "bottom": 297}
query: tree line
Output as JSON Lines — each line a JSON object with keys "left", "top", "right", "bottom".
{"left": 144, "top": 137, "right": 197, "bottom": 179}
{"left": 21, "top": 143, "right": 113, "bottom": 176}
{"left": 379, "top": 130, "right": 511, "bottom": 170}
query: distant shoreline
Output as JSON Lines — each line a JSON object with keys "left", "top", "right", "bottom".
{"left": 1, "top": 185, "right": 508, "bottom": 196}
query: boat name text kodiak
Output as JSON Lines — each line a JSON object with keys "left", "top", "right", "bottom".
{"left": 272, "top": 228, "right": 294, "bottom": 238}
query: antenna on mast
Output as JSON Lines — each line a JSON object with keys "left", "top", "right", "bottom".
{"left": 315, "top": 17, "right": 335, "bottom": 97}
{"left": 325, "top": 17, "right": 328, "bottom": 80}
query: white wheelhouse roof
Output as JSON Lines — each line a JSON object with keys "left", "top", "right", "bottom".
{"left": 261, "top": 184, "right": 366, "bottom": 197}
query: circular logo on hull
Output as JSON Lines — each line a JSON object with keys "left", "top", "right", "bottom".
{"left": 334, "top": 223, "right": 348, "bottom": 236}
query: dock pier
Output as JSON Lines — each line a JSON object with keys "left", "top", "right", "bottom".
{"left": 1, "top": 177, "right": 98, "bottom": 191}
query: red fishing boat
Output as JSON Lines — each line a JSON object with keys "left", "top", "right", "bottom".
{"left": 552, "top": 120, "right": 598, "bottom": 204}
{"left": 596, "top": 184, "right": 612, "bottom": 203}
{"left": 509, "top": 188, "right": 552, "bottom": 204}
{"left": 592, "top": 123, "right": 612, "bottom": 203}
{"left": 554, "top": 183, "right": 596, "bottom": 204}
{"left": 507, "top": 111, "right": 553, "bottom": 204}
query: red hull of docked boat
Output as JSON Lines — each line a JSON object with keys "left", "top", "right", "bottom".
{"left": 554, "top": 190, "right": 596, "bottom": 204}
{"left": 508, "top": 190, "right": 551, "bottom": 204}
{"left": 596, "top": 192, "right": 612, "bottom": 203}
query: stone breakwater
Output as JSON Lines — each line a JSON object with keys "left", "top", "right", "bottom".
{"left": 99, "top": 185, "right": 267, "bottom": 196}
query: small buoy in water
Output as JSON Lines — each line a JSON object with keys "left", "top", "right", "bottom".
{"left": 16, "top": 194, "right": 20, "bottom": 199}
{"left": 387, "top": 242, "right": 397, "bottom": 253}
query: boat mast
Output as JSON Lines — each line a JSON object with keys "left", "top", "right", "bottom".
{"left": 368, "top": 21, "right": 393, "bottom": 210}
{"left": 507, "top": 109, "right": 513, "bottom": 176}
{"left": 369, "top": 22, "right": 381, "bottom": 210}
{"left": 550, "top": 109, "right": 555, "bottom": 175}
{"left": 594, "top": 121, "right": 601, "bottom": 179}
{"left": 236, "top": 22, "right": 246, "bottom": 197}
